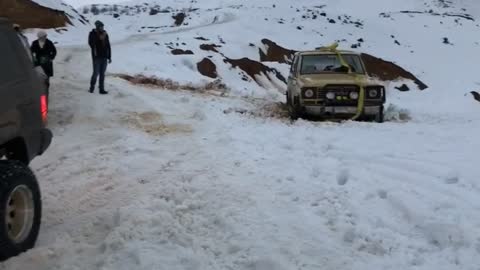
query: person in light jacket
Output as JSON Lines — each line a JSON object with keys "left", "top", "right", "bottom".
{"left": 88, "top": 20, "right": 112, "bottom": 94}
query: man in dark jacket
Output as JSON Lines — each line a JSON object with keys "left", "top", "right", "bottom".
{"left": 31, "top": 31, "right": 57, "bottom": 91}
{"left": 89, "top": 20, "right": 112, "bottom": 94}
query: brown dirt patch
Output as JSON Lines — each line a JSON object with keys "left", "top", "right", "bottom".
{"left": 114, "top": 74, "right": 227, "bottom": 93}
{"left": 200, "top": 43, "right": 222, "bottom": 53}
{"left": 197, "top": 58, "right": 218, "bottom": 78}
{"left": 171, "top": 49, "right": 194, "bottom": 55}
{"left": 224, "top": 57, "right": 287, "bottom": 85}
{"left": 259, "top": 39, "right": 296, "bottom": 64}
{"left": 471, "top": 91, "right": 480, "bottom": 102}
{"left": 360, "top": 53, "right": 428, "bottom": 90}
{"left": 0, "top": 0, "right": 72, "bottom": 28}
{"left": 121, "top": 111, "right": 191, "bottom": 136}
{"left": 172, "top": 12, "right": 186, "bottom": 26}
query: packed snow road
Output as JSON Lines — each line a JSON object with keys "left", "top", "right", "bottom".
{"left": 1, "top": 45, "right": 479, "bottom": 270}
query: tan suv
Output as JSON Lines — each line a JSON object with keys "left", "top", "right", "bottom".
{"left": 286, "top": 46, "right": 385, "bottom": 122}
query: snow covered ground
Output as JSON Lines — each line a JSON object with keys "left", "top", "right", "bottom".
{"left": 2, "top": 0, "right": 480, "bottom": 269}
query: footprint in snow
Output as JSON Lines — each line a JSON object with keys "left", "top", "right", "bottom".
{"left": 286, "top": 176, "right": 295, "bottom": 182}
{"left": 310, "top": 167, "right": 321, "bottom": 178}
{"left": 191, "top": 110, "right": 206, "bottom": 121}
{"left": 444, "top": 171, "right": 459, "bottom": 184}
{"left": 343, "top": 228, "right": 356, "bottom": 243}
{"left": 337, "top": 169, "right": 349, "bottom": 186}
{"left": 377, "top": 189, "right": 388, "bottom": 199}
{"left": 179, "top": 96, "right": 190, "bottom": 103}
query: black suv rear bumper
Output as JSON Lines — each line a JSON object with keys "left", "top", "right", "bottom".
{"left": 38, "top": 128, "right": 52, "bottom": 155}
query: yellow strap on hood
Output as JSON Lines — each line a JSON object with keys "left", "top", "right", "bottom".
{"left": 321, "top": 43, "right": 365, "bottom": 121}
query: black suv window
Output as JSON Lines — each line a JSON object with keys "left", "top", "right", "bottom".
{"left": 0, "top": 33, "right": 24, "bottom": 85}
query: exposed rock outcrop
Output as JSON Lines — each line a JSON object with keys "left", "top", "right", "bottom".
{"left": 197, "top": 58, "right": 218, "bottom": 78}
{"left": 471, "top": 91, "right": 480, "bottom": 102}
{"left": 0, "top": 0, "right": 72, "bottom": 29}
{"left": 360, "top": 53, "right": 428, "bottom": 90}
{"left": 172, "top": 12, "right": 186, "bottom": 26}
{"left": 224, "top": 57, "right": 286, "bottom": 86}
{"left": 200, "top": 44, "right": 222, "bottom": 53}
{"left": 259, "top": 38, "right": 296, "bottom": 64}
{"left": 171, "top": 49, "right": 194, "bottom": 55}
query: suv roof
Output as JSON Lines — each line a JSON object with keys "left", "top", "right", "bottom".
{"left": 296, "top": 50, "right": 361, "bottom": 56}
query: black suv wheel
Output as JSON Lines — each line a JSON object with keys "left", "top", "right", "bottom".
{"left": 375, "top": 106, "right": 385, "bottom": 123}
{"left": 0, "top": 160, "right": 41, "bottom": 261}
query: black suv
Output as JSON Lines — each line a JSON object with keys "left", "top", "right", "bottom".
{"left": 0, "top": 18, "right": 52, "bottom": 260}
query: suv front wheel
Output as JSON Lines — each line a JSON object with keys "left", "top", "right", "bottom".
{"left": 0, "top": 160, "right": 41, "bottom": 261}
{"left": 288, "top": 96, "right": 302, "bottom": 120}
{"left": 375, "top": 106, "right": 384, "bottom": 123}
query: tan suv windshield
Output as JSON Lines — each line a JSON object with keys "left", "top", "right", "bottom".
{"left": 300, "top": 54, "right": 365, "bottom": 74}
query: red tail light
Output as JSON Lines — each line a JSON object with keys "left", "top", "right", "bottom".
{"left": 40, "top": 95, "right": 48, "bottom": 124}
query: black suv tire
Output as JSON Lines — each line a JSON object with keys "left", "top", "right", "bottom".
{"left": 288, "top": 96, "right": 303, "bottom": 120}
{"left": 375, "top": 106, "right": 385, "bottom": 123}
{"left": 0, "top": 160, "right": 41, "bottom": 261}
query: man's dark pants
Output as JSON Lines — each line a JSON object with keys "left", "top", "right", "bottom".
{"left": 90, "top": 57, "right": 108, "bottom": 92}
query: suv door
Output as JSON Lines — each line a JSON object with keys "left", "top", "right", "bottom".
{"left": 0, "top": 27, "right": 24, "bottom": 143}
{"left": 287, "top": 54, "right": 300, "bottom": 101}
{"left": 0, "top": 24, "right": 43, "bottom": 146}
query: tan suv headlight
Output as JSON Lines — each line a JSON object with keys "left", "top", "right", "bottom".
{"left": 349, "top": 92, "right": 359, "bottom": 100}
{"left": 302, "top": 88, "right": 316, "bottom": 99}
{"left": 366, "top": 86, "right": 385, "bottom": 99}
{"left": 326, "top": 92, "right": 335, "bottom": 100}
{"left": 305, "top": 89, "right": 314, "bottom": 98}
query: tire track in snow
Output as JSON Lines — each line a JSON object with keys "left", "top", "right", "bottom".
{"left": 11, "top": 45, "right": 269, "bottom": 270}
{"left": 120, "top": 12, "right": 237, "bottom": 45}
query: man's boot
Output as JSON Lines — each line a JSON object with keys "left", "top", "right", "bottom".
{"left": 99, "top": 90, "right": 108, "bottom": 95}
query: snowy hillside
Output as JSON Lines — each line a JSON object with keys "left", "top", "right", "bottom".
{"left": 1, "top": 0, "right": 479, "bottom": 269}
{"left": 32, "top": 0, "right": 89, "bottom": 26}
{"left": 66, "top": 0, "right": 480, "bottom": 109}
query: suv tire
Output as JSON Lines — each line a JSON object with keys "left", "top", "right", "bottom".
{"left": 288, "top": 96, "right": 302, "bottom": 120}
{"left": 375, "top": 106, "right": 384, "bottom": 123}
{"left": 0, "top": 160, "right": 41, "bottom": 261}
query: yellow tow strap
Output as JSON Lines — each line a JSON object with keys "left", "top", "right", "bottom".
{"left": 318, "top": 43, "right": 366, "bottom": 121}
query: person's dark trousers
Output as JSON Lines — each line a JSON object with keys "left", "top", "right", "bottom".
{"left": 90, "top": 57, "right": 108, "bottom": 93}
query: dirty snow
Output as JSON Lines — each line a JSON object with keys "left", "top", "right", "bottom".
{"left": 2, "top": 0, "right": 480, "bottom": 269}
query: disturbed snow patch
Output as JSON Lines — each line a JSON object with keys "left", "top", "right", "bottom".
{"left": 120, "top": 111, "right": 192, "bottom": 136}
